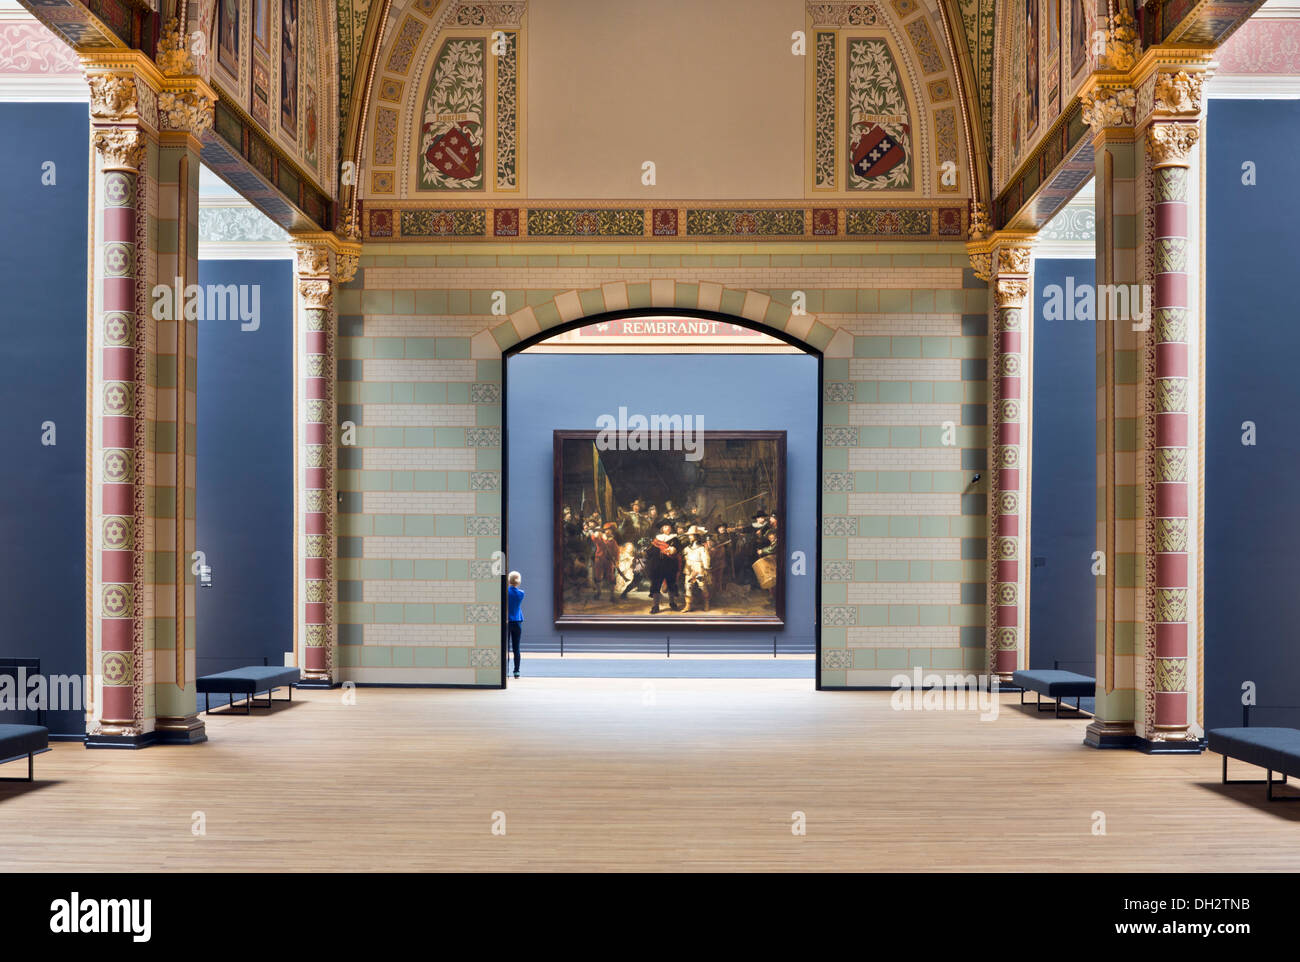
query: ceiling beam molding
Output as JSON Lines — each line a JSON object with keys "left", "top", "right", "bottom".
{"left": 202, "top": 94, "right": 336, "bottom": 233}
{"left": 16, "top": 0, "right": 154, "bottom": 54}
{"left": 994, "top": 0, "right": 1269, "bottom": 233}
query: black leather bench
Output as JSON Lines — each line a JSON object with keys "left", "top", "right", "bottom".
{"left": 0, "top": 724, "right": 49, "bottom": 782}
{"left": 197, "top": 666, "right": 300, "bottom": 715}
{"left": 1208, "top": 727, "right": 1300, "bottom": 801}
{"left": 1012, "top": 669, "right": 1096, "bottom": 717}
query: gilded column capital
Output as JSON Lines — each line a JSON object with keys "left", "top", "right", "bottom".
{"left": 87, "top": 72, "right": 139, "bottom": 123}
{"left": 158, "top": 88, "right": 214, "bottom": 137}
{"left": 292, "top": 233, "right": 362, "bottom": 286}
{"left": 334, "top": 252, "right": 360, "bottom": 285}
{"left": 994, "top": 244, "right": 1032, "bottom": 277}
{"left": 297, "top": 279, "right": 334, "bottom": 309}
{"left": 93, "top": 127, "right": 147, "bottom": 172}
{"left": 994, "top": 278, "right": 1029, "bottom": 310}
{"left": 968, "top": 232, "right": 1034, "bottom": 283}
{"left": 1153, "top": 69, "right": 1204, "bottom": 118}
{"left": 1082, "top": 85, "right": 1137, "bottom": 134}
{"left": 1148, "top": 122, "right": 1200, "bottom": 167}
{"left": 293, "top": 244, "right": 332, "bottom": 279}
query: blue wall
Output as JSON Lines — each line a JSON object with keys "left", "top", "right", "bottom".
{"left": 0, "top": 103, "right": 88, "bottom": 735}
{"left": 505, "top": 351, "right": 818, "bottom": 654}
{"left": 1030, "top": 258, "right": 1096, "bottom": 673}
{"left": 195, "top": 259, "right": 294, "bottom": 693}
{"left": 1205, "top": 99, "right": 1300, "bottom": 729}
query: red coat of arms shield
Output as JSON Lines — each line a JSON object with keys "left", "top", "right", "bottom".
{"left": 424, "top": 121, "right": 481, "bottom": 180}
{"left": 850, "top": 123, "right": 909, "bottom": 180}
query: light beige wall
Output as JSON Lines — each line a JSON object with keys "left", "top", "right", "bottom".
{"left": 525, "top": 0, "right": 806, "bottom": 199}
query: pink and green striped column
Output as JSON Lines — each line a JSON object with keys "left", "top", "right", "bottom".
{"left": 293, "top": 242, "right": 351, "bottom": 685}
{"left": 987, "top": 245, "right": 1032, "bottom": 684}
{"left": 93, "top": 127, "right": 147, "bottom": 732}
{"left": 1147, "top": 119, "right": 1200, "bottom": 740}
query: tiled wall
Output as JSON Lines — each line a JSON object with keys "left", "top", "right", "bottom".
{"left": 337, "top": 240, "right": 990, "bottom": 686}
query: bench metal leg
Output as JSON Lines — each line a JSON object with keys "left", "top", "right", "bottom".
{"left": 1268, "top": 771, "right": 1299, "bottom": 802}
{"left": 205, "top": 684, "right": 293, "bottom": 715}
{"left": 1021, "top": 687, "right": 1087, "bottom": 717}
{"left": 1221, "top": 755, "right": 1300, "bottom": 800}
{"left": 1221, "top": 754, "right": 1268, "bottom": 785}
{"left": 1033, "top": 691, "right": 1085, "bottom": 717}
{"left": 0, "top": 753, "right": 34, "bottom": 783}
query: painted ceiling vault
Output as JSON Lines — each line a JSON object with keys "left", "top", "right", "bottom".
{"left": 325, "top": 0, "right": 987, "bottom": 241}
{"left": 13, "top": 0, "right": 1271, "bottom": 236}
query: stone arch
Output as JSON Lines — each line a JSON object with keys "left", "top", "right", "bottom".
{"left": 486, "top": 282, "right": 847, "bottom": 687}
{"left": 473, "top": 282, "right": 846, "bottom": 360}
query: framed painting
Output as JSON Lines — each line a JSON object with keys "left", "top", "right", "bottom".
{"left": 216, "top": 0, "right": 240, "bottom": 77}
{"left": 1070, "top": 0, "right": 1088, "bottom": 76}
{"left": 280, "top": 0, "right": 298, "bottom": 135}
{"left": 1026, "top": 0, "right": 1039, "bottom": 135}
{"left": 253, "top": 0, "right": 268, "bottom": 51}
{"left": 553, "top": 430, "right": 786, "bottom": 628}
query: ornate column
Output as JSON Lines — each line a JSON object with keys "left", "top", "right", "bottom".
{"left": 1080, "top": 73, "right": 1141, "bottom": 748}
{"left": 1137, "top": 66, "right": 1207, "bottom": 748}
{"left": 152, "top": 23, "right": 216, "bottom": 742}
{"left": 1081, "top": 32, "right": 1212, "bottom": 750}
{"left": 970, "top": 238, "right": 1034, "bottom": 684}
{"left": 88, "top": 113, "right": 149, "bottom": 743}
{"left": 291, "top": 237, "right": 359, "bottom": 687}
{"left": 83, "top": 47, "right": 215, "bottom": 747}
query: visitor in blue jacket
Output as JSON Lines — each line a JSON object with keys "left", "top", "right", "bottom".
{"left": 507, "top": 571, "right": 525, "bottom": 679}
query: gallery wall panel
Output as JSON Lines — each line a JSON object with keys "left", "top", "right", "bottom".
{"left": 336, "top": 238, "right": 990, "bottom": 686}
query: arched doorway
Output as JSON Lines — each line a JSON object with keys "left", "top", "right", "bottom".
{"left": 500, "top": 308, "right": 824, "bottom": 687}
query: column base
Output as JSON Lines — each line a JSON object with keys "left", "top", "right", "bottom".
{"left": 295, "top": 676, "right": 336, "bottom": 690}
{"left": 1084, "top": 719, "right": 1137, "bottom": 749}
{"left": 1135, "top": 734, "right": 1205, "bottom": 755}
{"left": 84, "top": 730, "right": 159, "bottom": 750}
{"left": 154, "top": 714, "right": 208, "bottom": 745}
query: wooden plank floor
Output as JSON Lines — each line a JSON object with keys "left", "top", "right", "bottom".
{"left": 3, "top": 679, "right": 1299, "bottom": 872}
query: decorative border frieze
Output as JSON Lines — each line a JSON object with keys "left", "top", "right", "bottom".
{"left": 362, "top": 202, "right": 966, "bottom": 241}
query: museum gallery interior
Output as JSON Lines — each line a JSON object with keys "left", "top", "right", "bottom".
{"left": 2, "top": 0, "right": 1300, "bottom": 875}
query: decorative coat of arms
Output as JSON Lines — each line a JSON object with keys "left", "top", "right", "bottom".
{"left": 846, "top": 38, "right": 914, "bottom": 190}
{"left": 418, "top": 38, "right": 486, "bottom": 190}
{"left": 423, "top": 120, "right": 481, "bottom": 180}
{"left": 850, "top": 120, "right": 911, "bottom": 181}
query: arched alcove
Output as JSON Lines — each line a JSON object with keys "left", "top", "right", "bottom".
{"left": 499, "top": 308, "right": 824, "bottom": 683}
